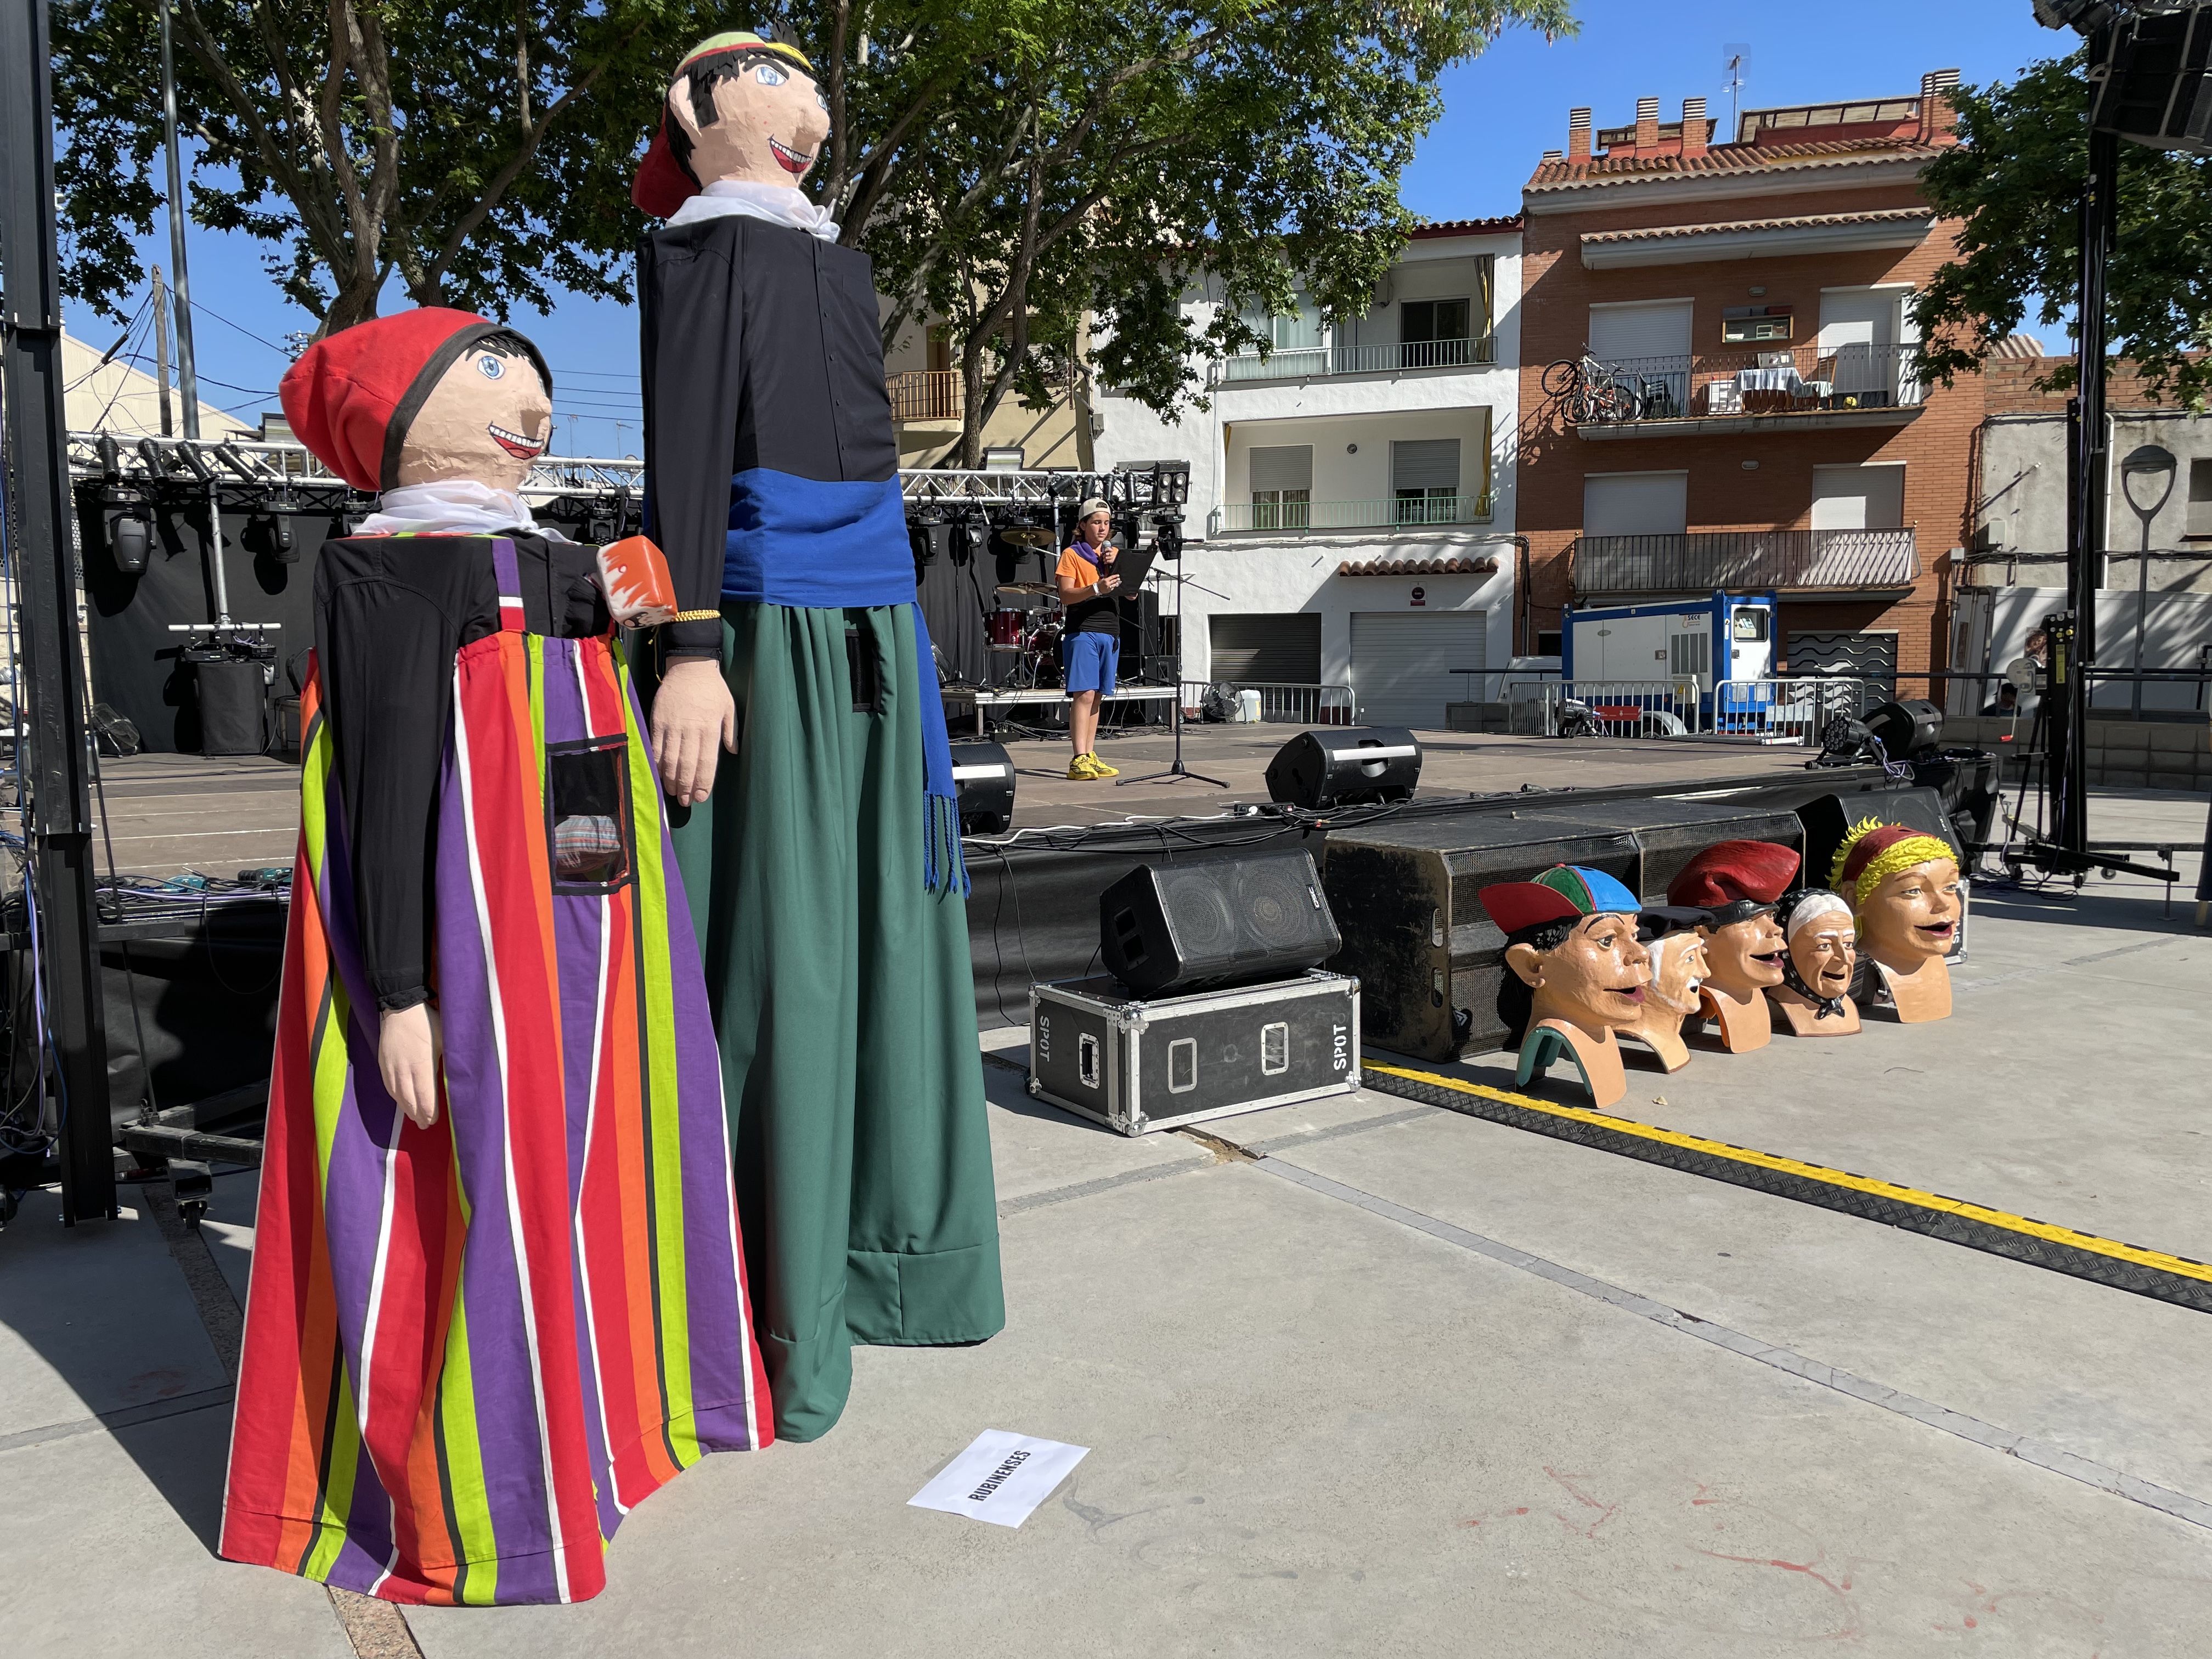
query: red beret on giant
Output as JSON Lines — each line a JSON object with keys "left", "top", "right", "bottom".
{"left": 278, "top": 308, "right": 550, "bottom": 493}
{"left": 1666, "top": 839, "right": 1800, "bottom": 909}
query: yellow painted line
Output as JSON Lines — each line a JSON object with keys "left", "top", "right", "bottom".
{"left": 1365, "top": 1061, "right": 2212, "bottom": 1286}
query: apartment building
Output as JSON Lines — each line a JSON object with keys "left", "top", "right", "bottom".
{"left": 881, "top": 316, "right": 1092, "bottom": 471}
{"left": 1517, "top": 74, "right": 1979, "bottom": 692}
{"left": 1094, "top": 217, "right": 1523, "bottom": 726}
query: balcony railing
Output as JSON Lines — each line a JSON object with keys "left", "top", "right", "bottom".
{"left": 1213, "top": 492, "right": 1493, "bottom": 533}
{"left": 1561, "top": 342, "right": 1923, "bottom": 427}
{"left": 1572, "top": 528, "right": 1920, "bottom": 596}
{"left": 1217, "top": 336, "right": 1496, "bottom": 385}
{"left": 887, "top": 370, "right": 965, "bottom": 422}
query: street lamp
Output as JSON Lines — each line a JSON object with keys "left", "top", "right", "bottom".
{"left": 2118, "top": 442, "right": 2177, "bottom": 717}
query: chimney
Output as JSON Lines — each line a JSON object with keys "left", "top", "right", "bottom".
{"left": 1681, "top": 95, "right": 1709, "bottom": 157}
{"left": 1541, "top": 149, "right": 1564, "bottom": 163}
{"left": 1635, "top": 95, "right": 1660, "bottom": 150}
{"left": 1568, "top": 106, "right": 1592, "bottom": 161}
{"left": 1919, "top": 68, "right": 1961, "bottom": 143}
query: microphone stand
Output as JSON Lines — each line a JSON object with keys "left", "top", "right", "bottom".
{"left": 1119, "top": 559, "right": 1229, "bottom": 789}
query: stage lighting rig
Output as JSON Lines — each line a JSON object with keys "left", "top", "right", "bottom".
{"left": 1150, "top": 514, "right": 1184, "bottom": 561}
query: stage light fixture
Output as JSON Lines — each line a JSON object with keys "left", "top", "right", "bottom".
{"left": 1151, "top": 513, "right": 1184, "bottom": 562}
{"left": 109, "top": 512, "right": 151, "bottom": 574}
{"left": 982, "top": 446, "right": 1026, "bottom": 471}
{"left": 249, "top": 510, "right": 297, "bottom": 564}
{"left": 2092, "top": 3, "right": 2212, "bottom": 155}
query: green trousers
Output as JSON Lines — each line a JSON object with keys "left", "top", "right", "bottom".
{"left": 671, "top": 602, "right": 1005, "bottom": 1442}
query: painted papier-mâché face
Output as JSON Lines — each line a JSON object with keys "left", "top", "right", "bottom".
{"left": 1646, "top": 930, "right": 1711, "bottom": 1016}
{"left": 1859, "top": 857, "right": 1962, "bottom": 967}
{"left": 396, "top": 342, "right": 552, "bottom": 493}
{"left": 668, "top": 52, "right": 830, "bottom": 189}
{"left": 1790, "top": 906, "right": 1857, "bottom": 998}
{"left": 1506, "top": 912, "right": 1653, "bottom": 1037}
{"left": 1700, "top": 909, "right": 1787, "bottom": 997}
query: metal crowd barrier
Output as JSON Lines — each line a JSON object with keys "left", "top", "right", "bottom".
{"left": 1181, "top": 681, "right": 1356, "bottom": 725}
{"left": 1539, "top": 679, "right": 1700, "bottom": 738}
{"left": 1712, "top": 677, "right": 1876, "bottom": 742}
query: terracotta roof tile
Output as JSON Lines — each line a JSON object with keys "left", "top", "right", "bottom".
{"left": 1581, "top": 206, "right": 1936, "bottom": 245}
{"left": 1527, "top": 137, "right": 1944, "bottom": 190}
{"left": 1410, "top": 214, "right": 1523, "bottom": 239}
{"left": 1335, "top": 556, "right": 1498, "bottom": 577}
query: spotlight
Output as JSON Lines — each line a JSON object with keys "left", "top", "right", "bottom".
{"left": 1151, "top": 513, "right": 1184, "bottom": 562}
{"left": 250, "top": 510, "right": 297, "bottom": 564}
{"left": 110, "top": 512, "right": 151, "bottom": 574}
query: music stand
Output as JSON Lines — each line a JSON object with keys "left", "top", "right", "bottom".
{"left": 1118, "top": 547, "right": 1229, "bottom": 790}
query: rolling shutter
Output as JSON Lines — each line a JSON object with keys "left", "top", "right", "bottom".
{"left": 1588, "top": 299, "right": 1692, "bottom": 364}
{"left": 1210, "top": 612, "right": 1322, "bottom": 684}
{"left": 1351, "top": 611, "right": 1487, "bottom": 727}
{"left": 1390, "top": 439, "right": 1461, "bottom": 493}
{"left": 1583, "top": 472, "right": 1688, "bottom": 535}
{"left": 1249, "top": 445, "right": 1313, "bottom": 494}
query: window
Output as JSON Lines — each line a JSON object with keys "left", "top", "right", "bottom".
{"left": 1240, "top": 303, "right": 1324, "bottom": 355}
{"left": 1810, "top": 462, "right": 1905, "bottom": 531}
{"left": 2188, "top": 459, "right": 2212, "bottom": 540}
{"left": 546, "top": 739, "right": 634, "bottom": 893}
{"left": 1401, "top": 298, "right": 1474, "bottom": 368}
{"left": 1249, "top": 444, "right": 1312, "bottom": 530}
{"left": 1391, "top": 438, "right": 1461, "bottom": 524}
{"left": 1535, "top": 631, "right": 1564, "bottom": 659}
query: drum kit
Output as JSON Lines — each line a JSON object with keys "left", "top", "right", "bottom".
{"left": 986, "top": 582, "right": 1065, "bottom": 690}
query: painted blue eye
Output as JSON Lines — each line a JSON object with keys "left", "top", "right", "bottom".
{"left": 476, "top": 354, "right": 505, "bottom": 380}
{"left": 755, "top": 62, "right": 787, "bottom": 86}
{"left": 816, "top": 87, "right": 828, "bottom": 111}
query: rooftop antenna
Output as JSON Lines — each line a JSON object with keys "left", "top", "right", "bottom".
{"left": 1722, "top": 44, "right": 1750, "bottom": 136}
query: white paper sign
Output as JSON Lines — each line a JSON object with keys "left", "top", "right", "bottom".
{"left": 907, "top": 1430, "right": 1090, "bottom": 1529}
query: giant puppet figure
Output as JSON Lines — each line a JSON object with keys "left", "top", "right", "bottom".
{"left": 1831, "top": 819, "right": 1960, "bottom": 1022}
{"left": 1480, "top": 866, "right": 1653, "bottom": 1110}
{"left": 632, "top": 31, "right": 1005, "bottom": 1442}
{"left": 1666, "top": 840, "right": 1800, "bottom": 1053}
{"left": 221, "top": 309, "right": 771, "bottom": 1605}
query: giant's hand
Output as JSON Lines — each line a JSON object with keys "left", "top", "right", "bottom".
{"left": 379, "top": 1003, "right": 443, "bottom": 1130}
{"left": 651, "top": 657, "right": 737, "bottom": 806}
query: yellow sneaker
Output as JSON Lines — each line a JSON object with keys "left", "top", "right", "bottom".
{"left": 1066, "top": 753, "right": 1103, "bottom": 780}
{"left": 1085, "top": 752, "right": 1120, "bottom": 777}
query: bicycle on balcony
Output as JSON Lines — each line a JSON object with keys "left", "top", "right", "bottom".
{"left": 1542, "top": 349, "right": 1672, "bottom": 426}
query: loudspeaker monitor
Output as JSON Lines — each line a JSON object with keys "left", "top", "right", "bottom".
{"left": 1265, "top": 726, "right": 1422, "bottom": 809}
{"left": 1101, "top": 849, "right": 1341, "bottom": 996}
{"left": 1863, "top": 698, "right": 1944, "bottom": 761}
{"left": 949, "top": 740, "right": 1016, "bottom": 835}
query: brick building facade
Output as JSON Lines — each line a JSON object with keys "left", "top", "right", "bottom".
{"left": 1516, "top": 73, "right": 1983, "bottom": 692}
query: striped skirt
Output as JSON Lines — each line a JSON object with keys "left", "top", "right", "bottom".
{"left": 221, "top": 625, "right": 771, "bottom": 1604}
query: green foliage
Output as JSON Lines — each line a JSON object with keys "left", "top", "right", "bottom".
{"left": 821, "top": 1, "right": 1576, "bottom": 462}
{"left": 52, "top": 0, "right": 722, "bottom": 332}
{"left": 1912, "top": 50, "right": 2212, "bottom": 408}
{"left": 52, "top": 0, "right": 1572, "bottom": 462}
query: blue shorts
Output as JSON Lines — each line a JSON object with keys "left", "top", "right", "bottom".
{"left": 1062, "top": 630, "right": 1119, "bottom": 696}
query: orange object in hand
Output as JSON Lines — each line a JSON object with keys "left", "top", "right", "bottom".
{"left": 595, "top": 535, "right": 679, "bottom": 626}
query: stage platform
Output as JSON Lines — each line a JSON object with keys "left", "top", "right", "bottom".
{"left": 53, "top": 728, "right": 1827, "bottom": 876}
{"left": 2, "top": 789, "right": 2207, "bottom": 1656}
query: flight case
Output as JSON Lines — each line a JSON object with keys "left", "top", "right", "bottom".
{"left": 1027, "top": 970, "right": 1360, "bottom": 1137}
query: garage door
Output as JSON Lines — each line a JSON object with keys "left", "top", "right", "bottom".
{"left": 1209, "top": 612, "right": 1322, "bottom": 684}
{"left": 1351, "top": 611, "right": 1487, "bottom": 728}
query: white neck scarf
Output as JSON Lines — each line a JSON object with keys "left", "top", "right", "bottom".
{"left": 354, "top": 478, "right": 572, "bottom": 542}
{"left": 668, "top": 178, "right": 841, "bottom": 242}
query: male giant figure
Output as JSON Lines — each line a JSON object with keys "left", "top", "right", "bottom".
{"left": 633, "top": 31, "right": 1004, "bottom": 1441}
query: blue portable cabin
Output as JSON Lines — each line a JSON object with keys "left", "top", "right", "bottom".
{"left": 1560, "top": 590, "right": 1779, "bottom": 727}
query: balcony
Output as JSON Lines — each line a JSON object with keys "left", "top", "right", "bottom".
{"left": 1571, "top": 528, "right": 1920, "bottom": 598}
{"left": 887, "top": 370, "right": 964, "bottom": 422}
{"left": 1212, "top": 492, "right": 1493, "bottom": 534}
{"left": 1215, "top": 336, "right": 1496, "bottom": 386}
{"left": 1559, "top": 343, "right": 1924, "bottom": 438}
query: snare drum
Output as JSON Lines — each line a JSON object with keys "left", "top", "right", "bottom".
{"left": 987, "top": 607, "right": 1028, "bottom": 648}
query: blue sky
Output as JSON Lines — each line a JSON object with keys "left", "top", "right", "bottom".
{"left": 108, "top": 0, "right": 2072, "bottom": 455}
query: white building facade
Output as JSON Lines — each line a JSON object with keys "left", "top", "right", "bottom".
{"left": 1093, "top": 217, "right": 1523, "bottom": 729}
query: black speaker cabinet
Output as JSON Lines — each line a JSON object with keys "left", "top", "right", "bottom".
{"left": 1906, "top": 751, "right": 2001, "bottom": 854}
{"left": 1265, "top": 726, "right": 1422, "bottom": 809}
{"left": 1101, "top": 849, "right": 1342, "bottom": 996}
{"left": 1324, "top": 797, "right": 1804, "bottom": 1059}
{"left": 949, "top": 740, "right": 1016, "bottom": 835}
{"left": 1864, "top": 698, "right": 1944, "bottom": 760}
{"left": 1796, "top": 786, "right": 1962, "bottom": 895}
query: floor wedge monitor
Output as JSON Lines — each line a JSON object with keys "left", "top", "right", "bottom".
{"left": 1265, "top": 727, "right": 1422, "bottom": 809}
{"left": 1100, "top": 849, "right": 1342, "bottom": 996}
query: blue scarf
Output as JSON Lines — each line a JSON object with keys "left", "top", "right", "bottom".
{"left": 704, "top": 467, "right": 966, "bottom": 894}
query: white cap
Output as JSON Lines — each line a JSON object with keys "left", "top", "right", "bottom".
{"left": 1076, "top": 498, "right": 1111, "bottom": 520}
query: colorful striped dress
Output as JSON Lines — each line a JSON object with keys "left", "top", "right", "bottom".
{"left": 222, "top": 535, "right": 770, "bottom": 1604}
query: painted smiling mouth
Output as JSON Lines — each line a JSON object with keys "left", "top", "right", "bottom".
{"left": 1614, "top": 985, "right": 1647, "bottom": 1004}
{"left": 1752, "top": 950, "right": 1785, "bottom": 965}
{"left": 487, "top": 422, "right": 545, "bottom": 459}
{"left": 1917, "top": 922, "right": 1956, "bottom": 938}
{"left": 769, "top": 136, "right": 816, "bottom": 174}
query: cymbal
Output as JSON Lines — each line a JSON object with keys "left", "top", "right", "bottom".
{"left": 994, "top": 582, "right": 1058, "bottom": 595}
{"left": 996, "top": 528, "right": 1058, "bottom": 548}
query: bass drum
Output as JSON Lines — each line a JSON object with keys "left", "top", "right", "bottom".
{"left": 1029, "top": 621, "right": 1064, "bottom": 688}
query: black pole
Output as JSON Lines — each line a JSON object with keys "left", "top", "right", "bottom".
{"left": 2065, "top": 33, "right": 2120, "bottom": 860}
{"left": 1, "top": 0, "right": 117, "bottom": 1222}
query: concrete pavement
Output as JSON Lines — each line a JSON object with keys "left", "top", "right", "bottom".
{"left": 2, "top": 788, "right": 2208, "bottom": 1656}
